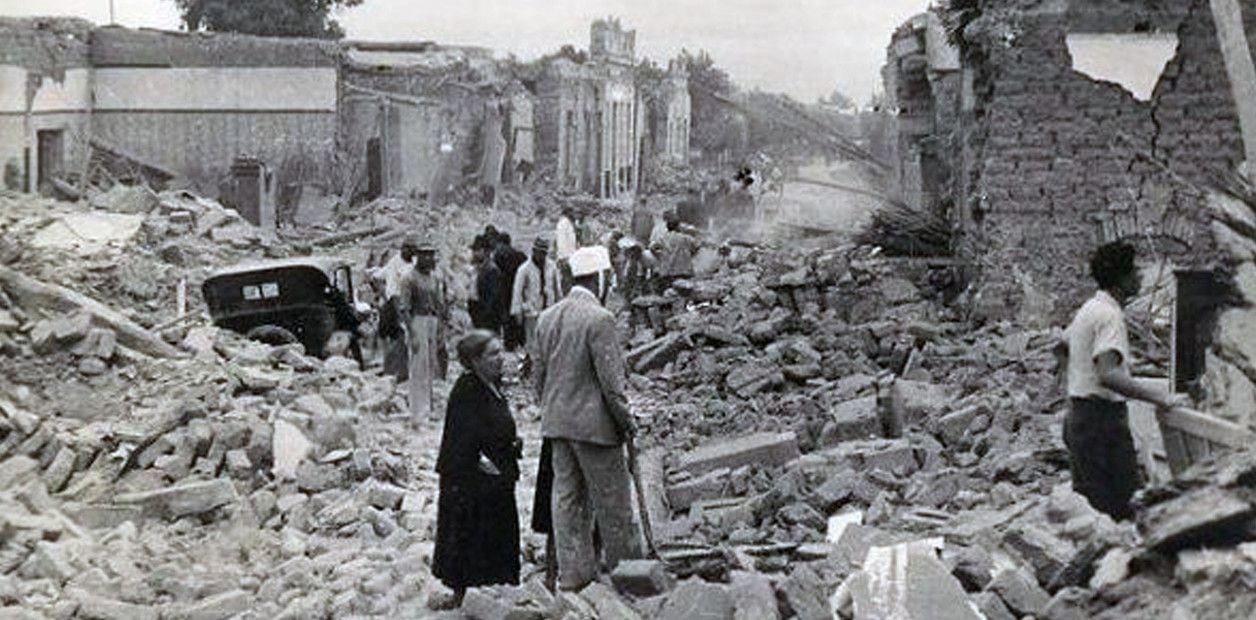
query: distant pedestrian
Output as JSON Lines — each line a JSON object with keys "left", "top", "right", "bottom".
{"left": 512, "top": 237, "right": 561, "bottom": 377}
{"left": 493, "top": 233, "right": 529, "bottom": 351}
{"left": 398, "top": 238, "right": 449, "bottom": 421}
{"left": 1059, "top": 241, "right": 1188, "bottom": 520}
{"left": 469, "top": 242, "right": 503, "bottom": 334}
{"left": 433, "top": 330, "right": 522, "bottom": 607}
{"left": 651, "top": 210, "right": 697, "bottom": 294}
{"left": 535, "top": 246, "right": 643, "bottom": 591}
{"left": 555, "top": 206, "right": 578, "bottom": 293}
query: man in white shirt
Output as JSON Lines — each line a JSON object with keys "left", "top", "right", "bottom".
{"left": 1060, "top": 241, "right": 1187, "bottom": 520}
{"left": 512, "top": 238, "right": 562, "bottom": 376}
{"left": 555, "top": 207, "right": 578, "bottom": 294}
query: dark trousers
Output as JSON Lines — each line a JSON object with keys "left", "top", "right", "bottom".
{"left": 1064, "top": 397, "right": 1141, "bottom": 521}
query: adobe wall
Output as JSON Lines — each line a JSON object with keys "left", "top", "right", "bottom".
{"left": 960, "top": 0, "right": 1241, "bottom": 318}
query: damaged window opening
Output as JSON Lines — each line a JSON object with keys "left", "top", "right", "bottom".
{"left": 1065, "top": 33, "right": 1179, "bottom": 101}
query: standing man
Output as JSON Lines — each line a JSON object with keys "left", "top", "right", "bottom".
{"left": 534, "top": 246, "right": 643, "bottom": 591}
{"left": 651, "top": 210, "right": 697, "bottom": 294}
{"left": 469, "top": 240, "right": 503, "bottom": 334}
{"left": 1060, "top": 241, "right": 1187, "bottom": 520}
{"left": 493, "top": 233, "right": 529, "bottom": 351}
{"left": 630, "top": 196, "right": 653, "bottom": 243}
{"left": 370, "top": 239, "right": 418, "bottom": 381}
{"left": 511, "top": 238, "right": 561, "bottom": 377}
{"left": 399, "top": 237, "right": 450, "bottom": 422}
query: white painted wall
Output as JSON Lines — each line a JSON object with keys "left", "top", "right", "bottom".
{"left": 0, "top": 66, "right": 91, "bottom": 113}
{"left": 94, "top": 67, "right": 337, "bottom": 111}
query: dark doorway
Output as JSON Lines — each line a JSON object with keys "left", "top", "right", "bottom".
{"left": 36, "top": 129, "right": 64, "bottom": 194}
{"left": 366, "top": 137, "right": 382, "bottom": 200}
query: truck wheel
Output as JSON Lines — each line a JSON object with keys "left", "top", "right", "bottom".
{"left": 245, "top": 325, "right": 299, "bottom": 346}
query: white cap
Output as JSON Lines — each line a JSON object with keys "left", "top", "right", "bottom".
{"left": 569, "top": 246, "right": 611, "bottom": 277}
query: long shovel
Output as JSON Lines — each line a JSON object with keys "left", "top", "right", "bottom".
{"left": 625, "top": 435, "right": 658, "bottom": 558}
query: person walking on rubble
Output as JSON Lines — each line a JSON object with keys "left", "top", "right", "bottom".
{"left": 398, "top": 237, "right": 450, "bottom": 422}
{"left": 534, "top": 246, "right": 644, "bottom": 591}
{"left": 511, "top": 237, "right": 562, "bottom": 379}
{"left": 1058, "top": 241, "right": 1189, "bottom": 521}
{"left": 371, "top": 239, "right": 418, "bottom": 381}
{"left": 432, "top": 330, "right": 522, "bottom": 608}
{"left": 651, "top": 210, "right": 697, "bottom": 294}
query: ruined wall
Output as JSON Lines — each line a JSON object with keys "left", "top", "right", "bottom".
{"left": 535, "top": 61, "right": 599, "bottom": 192}
{"left": 959, "top": 0, "right": 1238, "bottom": 316}
{"left": 0, "top": 19, "right": 92, "bottom": 193}
{"left": 89, "top": 29, "right": 339, "bottom": 187}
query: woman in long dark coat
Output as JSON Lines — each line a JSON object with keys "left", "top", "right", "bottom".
{"left": 433, "top": 330, "right": 521, "bottom": 605}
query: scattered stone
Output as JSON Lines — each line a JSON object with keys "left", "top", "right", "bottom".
{"left": 68, "top": 586, "right": 160, "bottom": 620}
{"left": 1041, "top": 587, "right": 1089, "bottom": 620}
{"left": 612, "top": 559, "right": 674, "bottom": 597}
{"left": 176, "top": 589, "right": 254, "bottom": 620}
{"left": 1140, "top": 487, "right": 1254, "bottom": 552}
{"left": 678, "top": 432, "right": 800, "bottom": 476}
{"left": 987, "top": 568, "right": 1049, "bottom": 617}
{"left": 272, "top": 418, "right": 313, "bottom": 480}
{"left": 835, "top": 540, "right": 981, "bottom": 620}
{"left": 729, "top": 570, "right": 779, "bottom": 620}
{"left": 580, "top": 582, "right": 643, "bottom": 619}
{"left": 1089, "top": 547, "right": 1134, "bottom": 590}
{"left": 78, "top": 357, "right": 109, "bottom": 376}
{"left": 779, "top": 564, "right": 830, "bottom": 620}
{"left": 71, "top": 328, "right": 117, "bottom": 360}
{"left": 824, "top": 395, "right": 880, "bottom": 445}
{"left": 114, "top": 479, "right": 239, "bottom": 519}
{"left": 658, "top": 579, "right": 733, "bottom": 620}
{"left": 970, "top": 591, "right": 1017, "bottom": 620}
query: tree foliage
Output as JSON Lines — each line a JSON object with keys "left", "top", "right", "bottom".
{"left": 677, "top": 49, "right": 742, "bottom": 157}
{"left": 170, "top": 0, "right": 364, "bottom": 39}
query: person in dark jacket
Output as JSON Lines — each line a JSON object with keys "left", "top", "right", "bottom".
{"left": 469, "top": 243, "right": 504, "bottom": 334}
{"left": 493, "top": 233, "right": 529, "bottom": 351}
{"left": 432, "top": 330, "right": 522, "bottom": 606}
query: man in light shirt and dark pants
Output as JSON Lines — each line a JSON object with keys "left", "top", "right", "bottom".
{"left": 1060, "top": 241, "right": 1188, "bottom": 520}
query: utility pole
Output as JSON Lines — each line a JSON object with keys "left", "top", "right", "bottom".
{"left": 109, "top": 0, "right": 116, "bottom": 25}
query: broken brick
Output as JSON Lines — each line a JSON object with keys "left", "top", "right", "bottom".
{"left": 612, "top": 559, "right": 674, "bottom": 597}
{"left": 677, "top": 432, "right": 800, "bottom": 476}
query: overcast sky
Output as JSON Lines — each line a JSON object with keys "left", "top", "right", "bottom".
{"left": 0, "top": 0, "right": 934, "bottom": 102}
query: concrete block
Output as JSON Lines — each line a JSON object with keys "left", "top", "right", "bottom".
{"left": 580, "top": 582, "right": 642, "bottom": 619}
{"left": 272, "top": 418, "right": 312, "bottom": 480}
{"left": 857, "top": 441, "right": 919, "bottom": 476}
{"left": 886, "top": 379, "right": 956, "bottom": 435}
{"left": 807, "top": 475, "right": 854, "bottom": 513}
{"left": 779, "top": 564, "right": 829, "bottom": 620}
{"left": 1140, "top": 486, "right": 1254, "bottom": 552}
{"left": 824, "top": 395, "right": 880, "bottom": 445}
{"left": 364, "top": 479, "right": 407, "bottom": 510}
{"left": 41, "top": 446, "right": 77, "bottom": 493}
{"left": 63, "top": 503, "right": 143, "bottom": 530}
{"left": 932, "top": 404, "right": 987, "bottom": 446}
{"left": 177, "top": 590, "right": 254, "bottom": 620}
{"left": 1041, "top": 587, "right": 1089, "bottom": 620}
{"left": 988, "top": 568, "right": 1049, "bottom": 617}
{"left": 114, "top": 478, "right": 239, "bottom": 519}
{"left": 971, "top": 591, "right": 1016, "bottom": 620}
{"left": 730, "top": 570, "right": 780, "bottom": 620}
{"left": 667, "top": 468, "right": 730, "bottom": 511}
{"left": 658, "top": 579, "right": 733, "bottom": 620}
{"left": 678, "top": 432, "right": 800, "bottom": 476}
{"left": 224, "top": 449, "right": 252, "bottom": 477}
{"left": 68, "top": 587, "right": 160, "bottom": 620}
{"left": 19, "top": 541, "right": 74, "bottom": 584}
{"left": 0, "top": 455, "right": 39, "bottom": 488}
{"left": 1002, "top": 524, "right": 1073, "bottom": 586}
{"left": 611, "top": 559, "right": 674, "bottom": 597}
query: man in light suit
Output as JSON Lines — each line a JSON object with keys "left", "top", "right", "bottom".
{"left": 534, "top": 246, "right": 642, "bottom": 591}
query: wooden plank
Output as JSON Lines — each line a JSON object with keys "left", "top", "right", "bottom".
{"left": 1157, "top": 407, "right": 1254, "bottom": 448}
{"left": 1161, "top": 427, "right": 1191, "bottom": 476}
{"left": 1210, "top": 0, "right": 1256, "bottom": 173}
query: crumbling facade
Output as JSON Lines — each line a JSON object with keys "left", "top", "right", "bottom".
{"left": 0, "top": 18, "right": 93, "bottom": 194}
{"left": 89, "top": 28, "right": 339, "bottom": 188}
{"left": 536, "top": 18, "right": 646, "bottom": 199}
{"left": 339, "top": 42, "right": 514, "bottom": 202}
{"left": 648, "top": 60, "right": 692, "bottom": 165}
{"left": 880, "top": 12, "right": 961, "bottom": 214}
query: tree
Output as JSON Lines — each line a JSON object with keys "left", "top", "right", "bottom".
{"left": 170, "top": 0, "right": 364, "bottom": 39}
{"left": 677, "top": 49, "right": 740, "bottom": 157}
{"left": 820, "top": 88, "right": 855, "bottom": 111}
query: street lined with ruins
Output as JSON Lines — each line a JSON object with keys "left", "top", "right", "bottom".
{"left": 5, "top": 2, "right": 1256, "bottom": 619}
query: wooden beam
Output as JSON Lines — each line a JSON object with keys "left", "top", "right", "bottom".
{"left": 1210, "top": 0, "right": 1256, "bottom": 177}
{"left": 1157, "top": 406, "right": 1254, "bottom": 448}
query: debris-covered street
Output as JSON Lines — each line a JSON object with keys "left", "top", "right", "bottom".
{"left": 6, "top": 1, "right": 1256, "bottom": 619}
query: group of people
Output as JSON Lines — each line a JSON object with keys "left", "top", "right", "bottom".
{"left": 432, "top": 240, "right": 643, "bottom": 606}
{"left": 367, "top": 194, "right": 1188, "bottom": 608}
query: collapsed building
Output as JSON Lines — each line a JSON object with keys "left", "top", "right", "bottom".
{"left": 880, "top": 0, "right": 1256, "bottom": 432}
{"left": 0, "top": 16, "right": 690, "bottom": 210}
